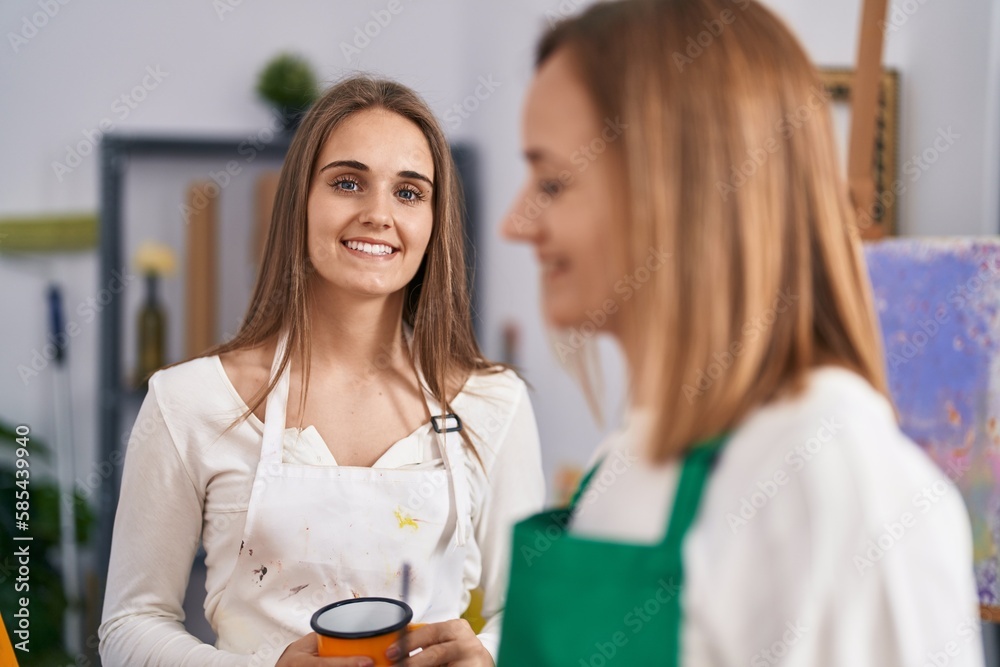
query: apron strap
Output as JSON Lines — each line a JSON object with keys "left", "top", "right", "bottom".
{"left": 260, "top": 329, "right": 291, "bottom": 465}
{"left": 568, "top": 462, "right": 602, "bottom": 511}
{"left": 661, "top": 433, "right": 727, "bottom": 554}
{"left": 441, "top": 428, "right": 471, "bottom": 546}
{"left": 424, "top": 398, "right": 472, "bottom": 547}
{"left": 569, "top": 432, "right": 728, "bottom": 545}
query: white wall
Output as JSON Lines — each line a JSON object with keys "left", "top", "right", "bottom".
{"left": 1, "top": 0, "right": 997, "bottom": 512}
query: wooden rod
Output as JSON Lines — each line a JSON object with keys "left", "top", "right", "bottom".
{"left": 255, "top": 171, "right": 281, "bottom": 265}
{"left": 185, "top": 180, "right": 218, "bottom": 358}
{"left": 847, "top": 0, "right": 891, "bottom": 223}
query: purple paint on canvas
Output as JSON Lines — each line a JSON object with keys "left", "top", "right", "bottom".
{"left": 865, "top": 239, "right": 1000, "bottom": 606}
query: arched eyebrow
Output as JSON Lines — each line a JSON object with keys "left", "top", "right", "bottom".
{"left": 320, "top": 159, "right": 368, "bottom": 173}
{"left": 524, "top": 148, "right": 547, "bottom": 163}
{"left": 398, "top": 170, "right": 434, "bottom": 187}
{"left": 320, "top": 159, "right": 433, "bottom": 188}
{"left": 524, "top": 147, "right": 569, "bottom": 170}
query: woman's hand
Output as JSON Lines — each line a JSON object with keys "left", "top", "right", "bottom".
{"left": 386, "top": 619, "right": 494, "bottom": 667}
{"left": 275, "top": 632, "right": 375, "bottom": 667}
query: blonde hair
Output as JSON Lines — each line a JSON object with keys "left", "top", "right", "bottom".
{"left": 539, "top": 0, "right": 888, "bottom": 462}
{"left": 194, "top": 76, "right": 499, "bottom": 429}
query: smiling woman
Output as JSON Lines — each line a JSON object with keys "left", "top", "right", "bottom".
{"left": 496, "top": 1, "right": 982, "bottom": 666}
{"left": 308, "top": 110, "right": 434, "bottom": 297}
{"left": 98, "top": 77, "right": 545, "bottom": 667}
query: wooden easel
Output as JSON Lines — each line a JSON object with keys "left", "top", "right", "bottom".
{"left": 849, "top": 0, "right": 890, "bottom": 240}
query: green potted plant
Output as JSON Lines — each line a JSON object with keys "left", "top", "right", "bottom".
{"left": 256, "top": 53, "right": 319, "bottom": 131}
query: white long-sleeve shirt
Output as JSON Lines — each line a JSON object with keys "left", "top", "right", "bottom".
{"left": 100, "top": 357, "right": 545, "bottom": 666}
{"left": 572, "top": 366, "right": 984, "bottom": 666}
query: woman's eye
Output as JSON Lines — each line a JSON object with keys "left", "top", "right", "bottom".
{"left": 332, "top": 178, "right": 359, "bottom": 191}
{"left": 397, "top": 187, "right": 425, "bottom": 202}
{"left": 539, "top": 180, "right": 563, "bottom": 196}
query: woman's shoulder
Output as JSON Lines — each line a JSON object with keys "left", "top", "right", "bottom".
{"left": 147, "top": 353, "right": 246, "bottom": 422}
{"left": 452, "top": 367, "right": 533, "bottom": 460}
{"left": 685, "top": 375, "right": 978, "bottom": 665}
{"left": 731, "top": 366, "right": 941, "bottom": 487}
{"left": 217, "top": 343, "right": 273, "bottom": 405}
{"left": 701, "top": 365, "right": 969, "bottom": 559}
{"left": 149, "top": 355, "right": 221, "bottom": 398}
{"left": 137, "top": 354, "right": 262, "bottom": 491}
{"left": 456, "top": 366, "right": 529, "bottom": 411}
{"left": 722, "top": 367, "right": 950, "bottom": 497}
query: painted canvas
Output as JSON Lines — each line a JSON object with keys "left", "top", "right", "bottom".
{"left": 865, "top": 238, "right": 1000, "bottom": 611}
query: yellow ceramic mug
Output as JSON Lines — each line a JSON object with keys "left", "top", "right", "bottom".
{"left": 312, "top": 597, "right": 421, "bottom": 665}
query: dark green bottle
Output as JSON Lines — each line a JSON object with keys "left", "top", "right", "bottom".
{"left": 136, "top": 272, "right": 165, "bottom": 390}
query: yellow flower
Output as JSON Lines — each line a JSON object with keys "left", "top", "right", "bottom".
{"left": 133, "top": 242, "right": 177, "bottom": 275}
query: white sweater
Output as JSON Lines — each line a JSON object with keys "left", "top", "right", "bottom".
{"left": 99, "top": 357, "right": 545, "bottom": 666}
{"left": 572, "top": 367, "right": 984, "bottom": 666}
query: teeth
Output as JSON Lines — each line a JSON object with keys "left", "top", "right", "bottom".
{"left": 345, "top": 241, "right": 395, "bottom": 256}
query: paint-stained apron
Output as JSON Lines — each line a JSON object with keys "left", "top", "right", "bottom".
{"left": 213, "top": 329, "right": 472, "bottom": 660}
{"left": 496, "top": 434, "right": 727, "bottom": 667}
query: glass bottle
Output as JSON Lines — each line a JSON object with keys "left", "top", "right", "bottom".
{"left": 136, "top": 272, "right": 165, "bottom": 390}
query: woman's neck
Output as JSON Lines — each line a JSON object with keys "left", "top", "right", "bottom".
{"left": 610, "top": 324, "right": 651, "bottom": 410}
{"left": 304, "top": 281, "right": 411, "bottom": 376}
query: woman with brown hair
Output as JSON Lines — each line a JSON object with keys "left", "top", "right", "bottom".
{"left": 498, "top": 1, "right": 981, "bottom": 665}
{"left": 100, "top": 76, "right": 543, "bottom": 666}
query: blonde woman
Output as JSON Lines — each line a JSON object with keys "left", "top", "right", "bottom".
{"left": 498, "top": 1, "right": 982, "bottom": 665}
{"left": 100, "top": 77, "right": 544, "bottom": 667}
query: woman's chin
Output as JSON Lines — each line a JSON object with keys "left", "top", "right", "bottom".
{"left": 314, "top": 278, "right": 406, "bottom": 301}
{"left": 544, "top": 303, "right": 617, "bottom": 338}
{"left": 544, "top": 309, "right": 589, "bottom": 332}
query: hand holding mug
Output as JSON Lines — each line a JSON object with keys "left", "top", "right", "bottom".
{"left": 386, "top": 619, "right": 494, "bottom": 667}
{"left": 276, "top": 632, "right": 374, "bottom": 667}
{"left": 313, "top": 597, "right": 417, "bottom": 666}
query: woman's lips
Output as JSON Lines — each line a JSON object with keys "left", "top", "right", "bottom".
{"left": 341, "top": 240, "right": 399, "bottom": 261}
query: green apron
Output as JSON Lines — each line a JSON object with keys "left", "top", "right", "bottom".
{"left": 496, "top": 434, "right": 727, "bottom": 667}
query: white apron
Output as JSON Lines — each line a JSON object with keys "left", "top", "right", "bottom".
{"left": 212, "top": 330, "right": 472, "bottom": 661}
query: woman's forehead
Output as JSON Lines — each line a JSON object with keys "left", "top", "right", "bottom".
{"left": 523, "top": 50, "right": 603, "bottom": 162}
{"left": 316, "top": 109, "right": 434, "bottom": 178}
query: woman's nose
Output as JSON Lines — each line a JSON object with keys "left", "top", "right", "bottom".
{"left": 500, "top": 187, "right": 542, "bottom": 242}
{"left": 360, "top": 193, "right": 393, "bottom": 229}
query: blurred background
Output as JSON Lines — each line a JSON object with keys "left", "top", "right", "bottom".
{"left": 1, "top": 0, "right": 998, "bottom": 664}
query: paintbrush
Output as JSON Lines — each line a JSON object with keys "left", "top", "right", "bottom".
{"left": 399, "top": 562, "right": 411, "bottom": 665}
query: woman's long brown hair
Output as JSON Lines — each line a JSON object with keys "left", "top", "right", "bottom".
{"left": 539, "top": 0, "right": 889, "bottom": 462}
{"left": 198, "top": 76, "right": 499, "bottom": 431}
